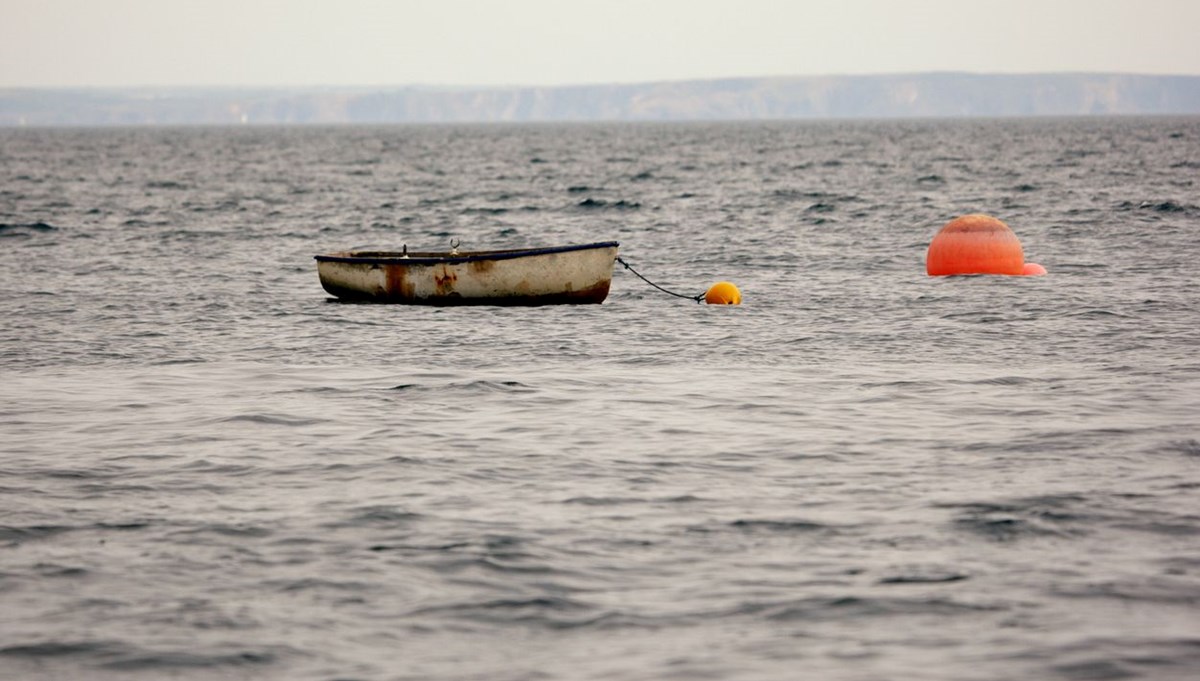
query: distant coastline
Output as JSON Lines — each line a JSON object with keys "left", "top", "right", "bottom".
{"left": 3, "top": 72, "right": 1199, "bottom": 126}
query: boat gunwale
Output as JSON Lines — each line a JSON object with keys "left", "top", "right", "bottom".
{"left": 314, "top": 241, "right": 619, "bottom": 267}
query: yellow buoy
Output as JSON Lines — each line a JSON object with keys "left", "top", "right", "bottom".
{"left": 704, "top": 281, "right": 741, "bottom": 305}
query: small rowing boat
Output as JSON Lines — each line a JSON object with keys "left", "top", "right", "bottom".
{"left": 314, "top": 241, "right": 620, "bottom": 305}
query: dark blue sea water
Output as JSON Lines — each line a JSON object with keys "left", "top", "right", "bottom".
{"left": 1, "top": 119, "right": 1199, "bottom": 681}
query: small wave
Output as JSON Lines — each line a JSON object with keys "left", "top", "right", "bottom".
{"left": 1052, "top": 579, "right": 1200, "bottom": 605}
{"left": 859, "top": 379, "right": 930, "bottom": 390}
{"left": 576, "top": 198, "right": 641, "bottom": 209}
{"left": 100, "top": 649, "right": 279, "bottom": 671}
{"left": 144, "top": 180, "right": 188, "bottom": 190}
{"left": 369, "top": 541, "right": 470, "bottom": 553}
{"left": 0, "top": 221, "right": 58, "bottom": 236}
{"left": 97, "top": 521, "right": 152, "bottom": 531}
{"left": 1066, "top": 308, "right": 1133, "bottom": 319}
{"left": 1041, "top": 636, "right": 1200, "bottom": 681}
{"left": 941, "top": 496, "right": 1091, "bottom": 542}
{"left": 177, "top": 524, "right": 273, "bottom": 539}
{"left": 1162, "top": 439, "right": 1200, "bottom": 457}
{"left": 1143, "top": 200, "right": 1191, "bottom": 213}
{"left": 0, "top": 524, "right": 73, "bottom": 543}
{"left": 1116, "top": 200, "right": 1196, "bottom": 213}
{"left": 387, "top": 380, "right": 534, "bottom": 394}
{"left": 966, "top": 375, "right": 1039, "bottom": 387}
{"left": 217, "top": 413, "right": 326, "bottom": 427}
{"left": 0, "top": 640, "right": 120, "bottom": 659}
{"left": 774, "top": 189, "right": 844, "bottom": 201}
{"left": 1052, "top": 659, "right": 1158, "bottom": 681}
{"left": 326, "top": 505, "right": 422, "bottom": 527}
{"left": 878, "top": 571, "right": 969, "bottom": 585}
{"left": 747, "top": 595, "right": 1001, "bottom": 622}
{"left": 728, "top": 519, "right": 830, "bottom": 533}
{"left": 184, "top": 200, "right": 240, "bottom": 213}
{"left": 265, "top": 577, "right": 371, "bottom": 593}
{"left": 34, "top": 563, "right": 90, "bottom": 578}
{"left": 1, "top": 638, "right": 286, "bottom": 671}
{"left": 412, "top": 596, "right": 601, "bottom": 628}
{"left": 425, "top": 552, "right": 561, "bottom": 575}
{"left": 566, "top": 185, "right": 594, "bottom": 193}
{"left": 1112, "top": 520, "right": 1200, "bottom": 537}
{"left": 0, "top": 519, "right": 152, "bottom": 545}
{"left": 562, "top": 493, "right": 690, "bottom": 507}
{"left": 562, "top": 496, "right": 642, "bottom": 506}
{"left": 916, "top": 174, "right": 945, "bottom": 184}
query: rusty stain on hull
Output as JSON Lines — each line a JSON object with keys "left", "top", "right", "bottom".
{"left": 433, "top": 265, "right": 458, "bottom": 295}
{"left": 384, "top": 263, "right": 415, "bottom": 299}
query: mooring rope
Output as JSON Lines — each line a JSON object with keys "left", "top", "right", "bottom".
{"left": 616, "top": 256, "right": 704, "bottom": 303}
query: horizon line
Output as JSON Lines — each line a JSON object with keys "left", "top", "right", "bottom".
{"left": 5, "top": 70, "right": 1200, "bottom": 91}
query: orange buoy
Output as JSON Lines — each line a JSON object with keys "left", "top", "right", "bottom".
{"left": 704, "top": 281, "right": 741, "bottom": 305}
{"left": 1022, "top": 262, "right": 1047, "bottom": 276}
{"left": 926, "top": 214, "right": 1024, "bottom": 276}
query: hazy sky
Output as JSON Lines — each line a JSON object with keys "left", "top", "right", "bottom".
{"left": 3, "top": 0, "right": 1198, "bottom": 88}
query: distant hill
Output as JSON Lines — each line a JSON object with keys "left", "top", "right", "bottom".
{"left": 3, "top": 73, "right": 1199, "bottom": 126}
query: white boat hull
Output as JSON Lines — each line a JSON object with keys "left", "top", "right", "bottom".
{"left": 315, "top": 242, "right": 619, "bottom": 305}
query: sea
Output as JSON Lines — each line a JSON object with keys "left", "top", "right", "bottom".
{"left": 1, "top": 118, "right": 1198, "bottom": 681}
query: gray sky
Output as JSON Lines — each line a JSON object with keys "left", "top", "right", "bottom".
{"left": 3, "top": 0, "right": 1198, "bottom": 87}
